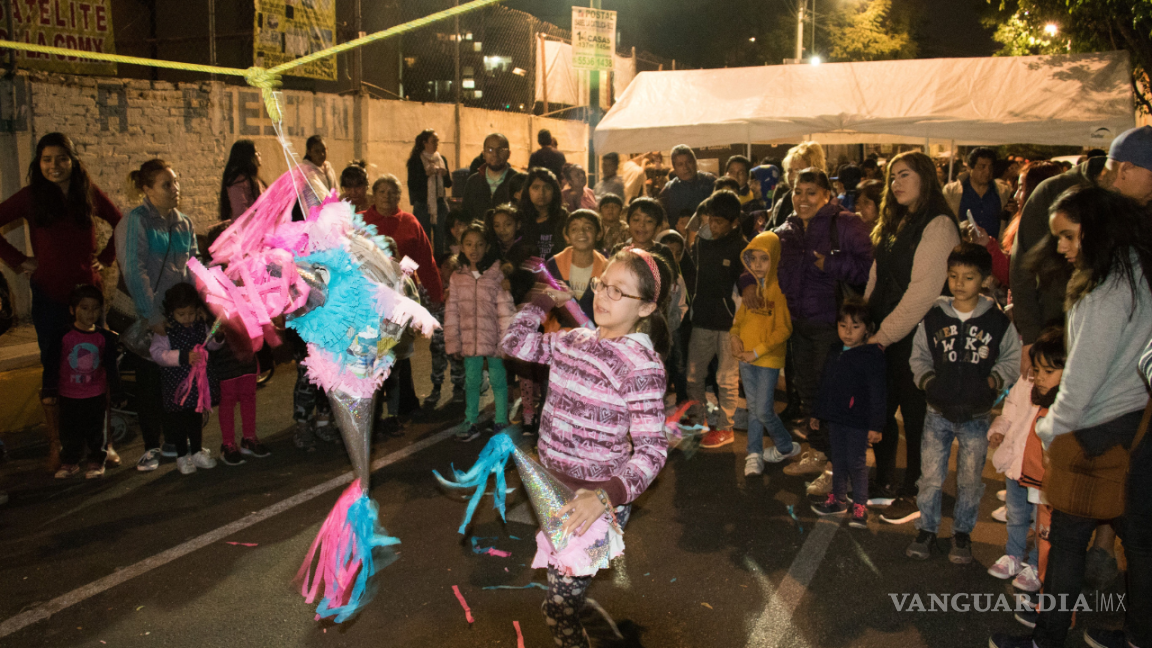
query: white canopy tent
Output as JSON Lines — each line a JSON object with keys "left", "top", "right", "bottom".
{"left": 593, "top": 52, "right": 1136, "bottom": 153}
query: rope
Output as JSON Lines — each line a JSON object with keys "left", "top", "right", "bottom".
{"left": 0, "top": 0, "right": 506, "bottom": 123}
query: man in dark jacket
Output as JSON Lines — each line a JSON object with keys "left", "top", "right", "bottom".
{"left": 660, "top": 145, "right": 716, "bottom": 222}
{"left": 686, "top": 191, "right": 747, "bottom": 448}
{"left": 528, "top": 129, "right": 566, "bottom": 180}
{"left": 462, "top": 133, "right": 524, "bottom": 224}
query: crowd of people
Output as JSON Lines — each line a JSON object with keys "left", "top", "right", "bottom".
{"left": 1, "top": 124, "right": 1151, "bottom": 648}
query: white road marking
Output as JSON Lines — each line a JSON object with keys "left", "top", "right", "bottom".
{"left": 746, "top": 518, "right": 840, "bottom": 647}
{"left": 0, "top": 427, "right": 458, "bottom": 639}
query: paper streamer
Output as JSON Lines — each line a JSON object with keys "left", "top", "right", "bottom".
{"left": 525, "top": 256, "right": 596, "bottom": 330}
{"left": 452, "top": 585, "right": 475, "bottom": 624}
{"left": 514, "top": 620, "right": 525, "bottom": 648}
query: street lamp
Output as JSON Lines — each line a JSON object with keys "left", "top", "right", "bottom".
{"left": 1044, "top": 23, "right": 1058, "bottom": 36}
{"left": 810, "top": 55, "right": 821, "bottom": 66}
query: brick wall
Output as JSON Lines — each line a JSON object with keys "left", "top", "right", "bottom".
{"left": 0, "top": 72, "right": 589, "bottom": 319}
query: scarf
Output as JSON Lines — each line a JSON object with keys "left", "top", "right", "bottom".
{"left": 420, "top": 151, "right": 447, "bottom": 225}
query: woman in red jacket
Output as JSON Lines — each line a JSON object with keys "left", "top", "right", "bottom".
{"left": 0, "top": 132, "right": 122, "bottom": 467}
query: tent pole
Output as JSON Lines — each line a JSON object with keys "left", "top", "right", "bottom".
{"left": 948, "top": 140, "right": 956, "bottom": 183}
{"left": 746, "top": 142, "right": 752, "bottom": 160}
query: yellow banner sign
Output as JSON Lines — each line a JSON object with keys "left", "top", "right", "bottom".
{"left": 0, "top": 0, "right": 116, "bottom": 75}
{"left": 254, "top": 0, "right": 337, "bottom": 81}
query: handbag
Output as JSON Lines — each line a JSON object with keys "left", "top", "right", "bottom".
{"left": 1043, "top": 399, "right": 1151, "bottom": 520}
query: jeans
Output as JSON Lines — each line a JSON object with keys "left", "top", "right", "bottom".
{"left": 1004, "top": 478, "right": 1039, "bottom": 566}
{"left": 687, "top": 328, "right": 739, "bottom": 430}
{"left": 829, "top": 422, "right": 869, "bottom": 505}
{"left": 740, "top": 363, "right": 791, "bottom": 455}
{"left": 915, "top": 410, "right": 990, "bottom": 535}
{"left": 873, "top": 334, "right": 927, "bottom": 496}
{"left": 464, "top": 356, "right": 508, "bottom": 425}
{"left": 162, "top": 409, "right": 202, "bottom": 456}
{"left": 31, "top": 285, "right": 73, "bottom": 366}
{"left": 427, "top": 302, "right": 464, "bottom": 391}
{"left": 665, "top": 325, "right": 689, "bottom": 403}
{"left": 790, "top": 319, "right": 838, "bottom": 418}
{"left": 413, "top": 199, "right": 449, "bottom": 258}
{"left": 219, "top": 373, "right": 257, "bottom": 446}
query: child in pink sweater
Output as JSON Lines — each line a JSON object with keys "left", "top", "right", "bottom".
{"left": 499, "top": 248, "right": 672, "bottom": 648}
{"left": 445, "top": 222, "right": 515, "bottom": 442}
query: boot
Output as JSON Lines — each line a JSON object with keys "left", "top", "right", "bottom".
{"left": 41, "top": 392, "right": 61, "bottom": 471}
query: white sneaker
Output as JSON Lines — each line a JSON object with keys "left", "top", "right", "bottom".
{"left": 988, "top": 555, "right": 1023, "bottom": 579}
{"left": 806, "top": 470, "right": 833, "bottom": 496}
{"left": 136, "top": 448, "right": 162, "bottom": 472}
{"left": 997, "top": 489, "right": 1007, "bottom": 502}
{"left": 1012, "top": 563, "right": 1041, "bottom": 592}
{"left": 992, "top": 505, "right": 1008, "bottom": 522}
{"left": 763, "top": 443, "right": 802, "bottom": 464}
{"left": 176, "top": 455, "right": 196, "bottom": 475}
{"left": 744, "top": 453, "right": 764, "bottom": 476}
{"left": 191, "top": 449, "right": 217, "bottom": 469}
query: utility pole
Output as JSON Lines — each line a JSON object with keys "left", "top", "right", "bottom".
{"left": 795, "top": 1, "right": 804, "bottom": 60}
{"left": 588, "top": 0, "right": 601, "bottom": 183}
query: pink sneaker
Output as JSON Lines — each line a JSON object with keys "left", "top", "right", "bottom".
{"left": 988, "top": 555, "right": 1023, "bottom": 580}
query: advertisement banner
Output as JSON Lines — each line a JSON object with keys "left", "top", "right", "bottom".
{"left": 571, "top": 7, "right": 615, "bottom": 71}
{"left": 0, "top": 0, "right": 117, "bottom": 75}
{"left": 254, "top": 0, "right": 337, "bottom": 81}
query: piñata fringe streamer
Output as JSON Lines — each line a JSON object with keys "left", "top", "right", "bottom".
{"left": 174, "top": 344, "right": 213, "bottom": 413}
{"left": 433, "top": 433, "right": 517, "bottom": 534}
{"left": 297, "top": 480, "right": 399, "bottom": 623}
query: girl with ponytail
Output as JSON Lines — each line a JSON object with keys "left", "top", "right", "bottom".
{"left": 498, "top": 247, "right": 671, "bottom": 648}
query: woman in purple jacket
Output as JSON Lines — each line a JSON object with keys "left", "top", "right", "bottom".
{"left": 773, "top": 167, "right": 873, "bottom": 483}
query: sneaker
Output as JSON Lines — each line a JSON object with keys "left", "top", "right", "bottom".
{"left": 1012, "top": 564, "right": 1041, "bottom": 592}
{"left": 493, "top": 422, "right": 510, "bottom": 435}
{"left": 806, "top": 470, "right": 833, "bottom": 496}
{"left": 1084, "top": 546, "right": 1120, "bottom": 592}
{"left": 763, "top": 443, "right": 802, "bottom": 464}
{"left": 811, "top": 493, "right": 848, "bottom": 516}
{"left": 220, "top": 444, "right": 246, "bottom": 466}
{"left": 521, "top": 422, "right": 538, "bottom": 437}
{"left": 783, "top": 449, "right": 827, "bottom": 476}
{"left": 293, "top": 421, "right": 317, "bottom": 452}
{"left": 176, "top": 455, "right": 196, "bottom": 475}
{"left": 85, "top": 462, "right": 105, "bottom": 479}
{"left": 744, "top": 453, "right": 764, "bottom": 476}
{"left": 867, "top": 482, "right": 898, "bottom": 507}
{"left": 54, "top": 464, "right": 80, "bottom": 479}
{"left": 104, "top": 446, "right": 121, "bottom": 468}
{"left": 880, "top": 497, "right": 921, "bottom": 524}
{"left": 988, "top": 633, "right": 1037, "bottom": 648}
{"left": 949, "top": 532, "right": 974, "bottom": 564}
{"left": 992, "top": 505, "right": 1008, "bottom": 522}
{"left": 906, "top": 530, "right": 938, "bottom": 559}
{"left": 1014, "top": 608, "right": 1038, "bottom": 629}
{"left": 988, "top": 555, "right": 1024, "bottom": 580}
{"left": 1084, "top": 628, "right": 1128, "bottom": 648}
{"left": 451, "top": 387, "right": 466, "bottom": 404}
{"left": 455, "top": 425, "right": 482, "bottom": 443}
{"left": 997, "top": 489, "right": 1007, "bottom": 502}
{"left": 423, "top": 385, "right": 442, "bottom": 409}
{"left": 160, "top": 443, "right": 178, "bottom": 458}
{"left": 848, "top": 503, "right": 869, "bottom": 528}
{"left": 136, "top": 448, "right": 162, "bottom": 472}
{"left": 240, "top": 438, "right": 271, "bottom": 458}
{"left": 700, "top": 429, "right": 734, "bottom": 449}
{"left": 191, "top": 449, "right": 217, "bottom": 469}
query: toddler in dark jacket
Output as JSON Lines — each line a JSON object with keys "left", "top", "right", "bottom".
{"left": 810, "top": 298, "right": 886, "bottom": 527}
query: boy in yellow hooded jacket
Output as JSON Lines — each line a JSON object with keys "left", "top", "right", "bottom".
{"left": 730, "top": 231, "right": 796, "bottom": 476}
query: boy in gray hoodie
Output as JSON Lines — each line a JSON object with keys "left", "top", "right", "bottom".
{"left": 905, "top": 243, "right": 1020, "bottom": 563}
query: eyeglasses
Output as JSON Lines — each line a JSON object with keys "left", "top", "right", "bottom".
{"left": 484, "top": 147, "right": 509, "bottom": 154}
{"left": 590, "top": 277, "right": 644, "bottom": 302}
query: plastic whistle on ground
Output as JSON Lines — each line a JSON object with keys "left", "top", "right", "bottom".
{"left": 296, "top": 479, "right": 399, "bottom": 623}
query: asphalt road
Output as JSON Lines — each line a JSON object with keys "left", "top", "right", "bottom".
{"left": 0, "top": 340, "right": 1127, "bottom": 648}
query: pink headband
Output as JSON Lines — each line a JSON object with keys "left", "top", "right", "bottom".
{"left": 628, "top": 247, "right": 661, "bottom": 300}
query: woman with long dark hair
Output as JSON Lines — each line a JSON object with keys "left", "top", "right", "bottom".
{"left": 406, "top": 129, "right": 452, "bottom": 256}
{"left": 517, "top": 167, "right": 568, "bottom": 260}
{"left": 218, "top": 139, "right": 265, "bottom": 221}
{"left": 991, "top": 184, "right": 1152, "bottom": 648}
{"left": 0, "top": 132, "right": 122, "bottom": 468}
{"left": 864, "top": 151, "right": 960, "bottom": 523}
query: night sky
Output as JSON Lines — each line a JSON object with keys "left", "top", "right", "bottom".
{"left": 505, "top": 0, "right": 999, "bottom": 66}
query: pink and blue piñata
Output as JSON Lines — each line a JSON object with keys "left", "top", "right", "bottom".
{"left": 188, "top": 167, "right": 439, "bottom": 622}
